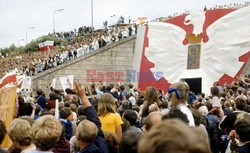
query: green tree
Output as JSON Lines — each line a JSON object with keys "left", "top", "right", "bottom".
{"left": 0, "top": 35, "right": 68, "bottom": 57}
{"left": 0, "top": 47, "right": 9, "bottom": 57}
{"left": 24, "top": 35, "right": 67, "bottom": 52}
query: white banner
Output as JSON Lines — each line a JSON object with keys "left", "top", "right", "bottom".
{"left": 22, "top": 77, "right": 31, "bottom": 90}
{"left": 59, "top": 75, "right": 74, "bottom": 94}
{"left": 38, "top": 41, "right": 54, "bottom": 48}
{"left": 55, "top": 99, "right": 59, "bottom": 119}
{"left": 51, "top": 78, "right": 56, "bottom": 89}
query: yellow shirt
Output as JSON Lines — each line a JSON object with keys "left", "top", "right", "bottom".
{"left": 98, "top": 113, "right": 123, "bottom": 134}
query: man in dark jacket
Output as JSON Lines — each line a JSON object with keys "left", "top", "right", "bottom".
{"left": 60, "top": 107, "right": 73, "bottom": 141}
{"left": 35, "top": 89, "right": 47, "bottom": 109}
{"left": 75, "top": 80, "right": 108, "bottom": 153}
{"left": 220, "top": 97, "right": 247, "bottom": 134}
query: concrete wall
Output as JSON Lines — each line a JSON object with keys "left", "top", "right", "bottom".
{"left": 32, "top": 35, "right": 136, "bottom": 94}
{"left": 31, "top": 34, "right": 249, "bottom": 95}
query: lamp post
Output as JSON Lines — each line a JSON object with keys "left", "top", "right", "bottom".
{"left": 91, "top": 0, "right": 93, "bottom": 28}
{"left": 53, "top": 9, "right": 64, "bottom": 35}
{"left": 26, "top": 27, "right": 35, "bottom": 45}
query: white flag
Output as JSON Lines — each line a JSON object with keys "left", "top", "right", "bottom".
{"left": 59, "top": 75, "right": 74, "bottom": 94}
{"left": 51, "top": 78, "right": 56, "bottom": 88}
{"left": 55, "top": 99, "right": 59, "bottom": 119}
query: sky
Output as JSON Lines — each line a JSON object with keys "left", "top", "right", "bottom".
{"left": 0, "top": 0, "right": 248, "bottom": 48}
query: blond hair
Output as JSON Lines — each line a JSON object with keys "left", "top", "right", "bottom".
{"left": 98, "top": 93, "right": 116, "bottom": 116}
{"left": 76, "top": 120, "right": 98, "bottom": 143}
{"left": 31, "top": 115, "right": 62, "bottom": 151}
{"left": 170, "top": 82, "right": 190, "bottom": 107}
{"left": 8, "top": 118, "right": 32, "bottom": 147}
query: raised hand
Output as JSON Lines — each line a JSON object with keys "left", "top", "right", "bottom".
{"left": 74, "top": 80, "right": 86, "bottom": 98}
{"left": 74, "top": 79, "right": 91, "bottom": 108}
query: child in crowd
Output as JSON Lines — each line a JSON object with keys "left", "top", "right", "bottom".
{"left": 31, "top": 115, "right": 62, "bottom": 153}
{"left": 168, "top": 82, "right": 195, "bottom": 126}
{"left": 98, "top": 93, "right": 123, "bottom": 138}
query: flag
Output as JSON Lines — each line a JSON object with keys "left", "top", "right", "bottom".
{"left": 51, "top": 78, "right": 56, "bottom": 88}
{"left": 0, "top": 72, "right": 17, "bottom": 89}
{"left": 133, "top": 17, "right": 147, "bottom": 25}
{"left": 39, "top": 41, "right": 54, "bottom": 52}
{"left": 55, "top": 99, "right": 59, "bottom": 119}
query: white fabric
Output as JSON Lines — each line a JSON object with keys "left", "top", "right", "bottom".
{"left": 59, "top": 75, "right": 74, "bottom": 94}
{"left": 145, "top": 6, "right": 250, "bottom": 92}
{"left": 178, "top": 104, "right": 195, "bottom": 126}
{"left": 96, "top": 89, "right": 104, "bottom": 98}
{"left": 55, "top": 99, "right": 59, "bottom": 119}
{"left": 129, "top": 96, "right": 136, "bottom": 106}
{"left": 21, "top": 146, "right": 36, "bottom": 153}
{"left": 51, "top": 78, "right": 56, "bottom": 88}
{"left": 38, "top": 41, "right": 54, "bottom": 48}
{"left": 129, "top": 88, "right": 135, "bottom": 96}
{"left": 72, "top": 112, "right": 77, "bottom": 124}
{"left": 77, "top": 47, "right": 84, "bottom": 56}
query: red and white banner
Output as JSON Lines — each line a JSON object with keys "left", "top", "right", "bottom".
{"left": 39, "top": 41, "right": 54, "bottom": 52}
{"left": 0, "top": 72, "right": 17, "bottom": 89}
{"left": 134, "top": 6, "right": 250, "bottom": 94}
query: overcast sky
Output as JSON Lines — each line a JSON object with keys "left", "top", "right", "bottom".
{"left": 0, "top": 0, "right": 248, "bottom": 48}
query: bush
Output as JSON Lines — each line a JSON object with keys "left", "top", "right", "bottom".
{"left": 0, "top": 47, "right": 9, "bottom": 57}
{"left": 0, "top": 35, "right": 67, "bottom": 57}
{"left": 24, "top": 35, "right": 67, "bottom": 52}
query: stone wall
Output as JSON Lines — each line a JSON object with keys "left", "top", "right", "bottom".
{"left": 31, "top": 35, "right": 136, "bottom": 94}
{"left": 31, "top": 34, "right": 249, "bottom": 94}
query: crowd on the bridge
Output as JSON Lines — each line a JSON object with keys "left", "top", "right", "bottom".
{"left": 153, "top": 2, "right": 250, "bottom": 22}
{"left": 0, "top": 24, "right": 137, "bottom": 78}
{"left": 53, "top": 26, "right": 94, "bottom": 40}
{"left": 53, "top": 15, "right": 127, "bottom": 39}
{"left": 0, "top": 74, "right": 249, "bottom": 153}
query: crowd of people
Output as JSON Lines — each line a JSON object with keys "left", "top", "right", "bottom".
{"left": 0, "top": 2, "right": 250, "bottom": 153}
{"left": 152, "top": 2, "right": 250, "bottom": 22}
{"left": 2, "top": 2, "right": 249, "bottom": 78}
{"left": 0, "top": 24, "right": 138, "bottom": 78}
{"left": 54, "top": 15, "right": 127, "bottom": 40}
{"left": 53, "top": 26, "right": 95, "bottom": 40}
{"left": 0, "top": 74, "right": 249, "bottom": 153}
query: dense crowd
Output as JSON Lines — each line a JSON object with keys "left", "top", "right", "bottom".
{"left": 53, "top": 26, "right": 95, "bottom": 40}
{"left": 54, "top": 15, "right": 126, "bottom": 39}
{"left": 0, "top": 24, "right": 137, "bottom": 78}
{"left": 152, "top": 2, "right": 250, "bottom": 22}
{"left": 0, "top": 74, "right": 249, "bottom": 153}
{"left": 0, "top": 2, "right": 250, "bottom": 153}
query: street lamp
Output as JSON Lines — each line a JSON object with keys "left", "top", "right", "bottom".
{"left": 91, "top": 0, "right": 93, "bottom": 28}
{"left": 53, "top": 9, "right": 64, "bottom": 35}
{"left": 26, "top": 27, "right": 35, "bottom": 45}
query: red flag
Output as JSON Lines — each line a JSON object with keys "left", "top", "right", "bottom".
{"left": 39, "top": 41, "right": 54, "bottom": 52}
{"left": 0, "top": 72, "right": 17, "bottom": 89}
